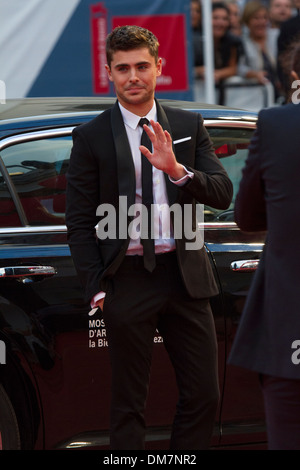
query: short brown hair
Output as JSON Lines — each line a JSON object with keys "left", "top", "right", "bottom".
{"left": 106, "top": 25, "right": 160, "bottom": 67}
{"left": 241, "top": 1, "right": 267, "bottom": 25}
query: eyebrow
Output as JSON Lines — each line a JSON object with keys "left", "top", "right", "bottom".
{"left": 114, "top": 61, "right": 151, "bottom": 69}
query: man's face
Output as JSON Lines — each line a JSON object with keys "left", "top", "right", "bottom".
{"left": 269, "top": 0, "right": 292, "bottom": 25}
{"left": 105, "top": 47, "right": 162, "bottom": 114}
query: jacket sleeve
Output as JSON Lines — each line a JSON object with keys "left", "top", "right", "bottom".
{"left": 234, "top": 117, "right": 267, "bottom": 232}
{"left": 66, "top": 126, "right": 104, "bottom": 303}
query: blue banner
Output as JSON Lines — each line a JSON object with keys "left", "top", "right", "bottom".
{"left": 27, "top": 0, "right": 193, "bottom": 100}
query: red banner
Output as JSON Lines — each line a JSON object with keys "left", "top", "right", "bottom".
{"left": 90, "top": 3, "right": 109, "bottom": 94}
{"left": 112, "top": 14, "right": 188, "bottom": 92}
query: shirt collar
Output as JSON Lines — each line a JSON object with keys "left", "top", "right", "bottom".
{"left": 118, "top": 101, "right": 157, "bottom": 130}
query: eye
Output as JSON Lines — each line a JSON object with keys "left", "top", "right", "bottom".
{"left": 117, "top": 66, "right": 128, "bottom": 72}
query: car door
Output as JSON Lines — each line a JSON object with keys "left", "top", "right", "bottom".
{"left": 0, "top": 127, "right": 116, "bottom": 449}
{"left": 204, "top": 120, "right": 267, "bottom": 448}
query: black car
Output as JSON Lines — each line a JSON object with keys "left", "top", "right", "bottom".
{"left": 0, "top": 98, "right": 266, "bottom": 450}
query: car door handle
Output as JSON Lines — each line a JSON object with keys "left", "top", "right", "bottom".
{"left": 231, "top": 260, "right": 259, "bottom": 272}
{"left": 0, "top": 265, "right": 56, "bottom": 279}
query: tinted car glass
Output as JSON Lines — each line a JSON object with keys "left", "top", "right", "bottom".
{"left": 205, "top": 127, "right": 254, "bottom": 222}
{"left": 0, "top": 136, "right": 72, "bottom": 226}
{"left": 0, "top": 127, "right": 254, "bottom": 227}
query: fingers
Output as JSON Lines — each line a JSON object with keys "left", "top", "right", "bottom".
{"left": 142, "top": 120, "right": 171, "bottom": 145}
{"left": 140, "top": 120, "right": 176, "bottom": 173}
{"left": 140, "top": 121, "right": 174, "bottom": 166}
{"left": 139, "top": 144, "right": 152, "bottom": 158}
{"left": 164, "top": 129, "right": 172, "bottom": 143}
{"left": 150, "top": 120, "right": 168, "bottom": 142}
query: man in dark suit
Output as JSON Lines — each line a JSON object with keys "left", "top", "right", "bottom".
{"left": 66, "top": 25, "right": 233, "bottom": 450}
{"left": 228, "top": 66, "right": 300, "bottom": 447}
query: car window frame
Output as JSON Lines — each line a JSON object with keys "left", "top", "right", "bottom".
{"left": 0, "top": 127, "right": 74, "bottom": 229}
{"left": 203, "top": 119, "right": 256, "bottom": 229}
{"left": 0, "top": 119, "right": 256, "bottom": 232}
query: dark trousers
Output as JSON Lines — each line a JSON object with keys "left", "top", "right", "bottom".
{"left": 261, "top": 374, "right": 300, "bottom": 450}
{"left": 102, "top": 252, "right": 219, "bottom": 450}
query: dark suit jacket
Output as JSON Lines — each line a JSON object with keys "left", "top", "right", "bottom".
{"left": 229, "top": 103, "right": 300, "bottom": 380}
{"left": 66, "top": 99, "right": 233, "bottom": 303}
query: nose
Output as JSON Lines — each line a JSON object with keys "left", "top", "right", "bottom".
{"left": 129, "top": 67, "right": 139, "bottom": 82}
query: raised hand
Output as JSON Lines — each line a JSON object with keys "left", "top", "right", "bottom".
{"left": 139, "top": 120, "right": 186, "bottom": 180}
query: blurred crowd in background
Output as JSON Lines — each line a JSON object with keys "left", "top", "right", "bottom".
{"left": 191, "top": 0, "right": 300, "bottom": 108}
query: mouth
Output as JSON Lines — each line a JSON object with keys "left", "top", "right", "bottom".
{"left": 214, "top": 26, "right": 226, "bottom": 35}
{"left": 126, "top": 86, "right": 145, "bottom": 93}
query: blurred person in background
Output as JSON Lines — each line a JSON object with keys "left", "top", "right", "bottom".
{"left": 194, "top": 2, "right": 242, "bottom": 103}
{"left": 229, "top": 40, "right": 300, "bottom": 450}
{"left": 268, "top": 0, "right": 292, "bottom": 28}
{"left": 238, "top": 1, "right": 279, "bottom": 97}
{"left": 191, "top": 0, "right": 202, "bottom": 33}
{"left": 267, "top": 0, "right": 292, "bottom": 58}
{"left": 226, "top": 0, "right": 243, "bottom": 36}
{"left": 190, "top": 0, "right": 203, "bottom": 72}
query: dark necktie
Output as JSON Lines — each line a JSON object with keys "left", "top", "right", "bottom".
{"left": 139, "top": 118, "right": 156, "bottom": 272}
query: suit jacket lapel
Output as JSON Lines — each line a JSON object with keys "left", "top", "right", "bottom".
{"left": 111, "top": 101, "right": 136, "bottom": 208}
{"left": 156, "top": 99, "right": 178, "bottom": 206}
{"left": 110, "top": 99, "right": 178, "bottom": 209}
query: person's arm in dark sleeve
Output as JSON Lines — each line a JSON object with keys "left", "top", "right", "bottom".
{"left": 66, "top": 127, "right": 104, "bottom": 303}
{"left": 234, "top": 120, "right": 267, "bottom": 232}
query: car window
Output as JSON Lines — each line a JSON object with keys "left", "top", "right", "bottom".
{"left": 205, "top": 127, "right": 254, "bottom": 222}
{"left": 0, "top": 136, "right": 72, "bottom": 226}
{"left": 0, "top": 125, "right": 254, "bottom": 228}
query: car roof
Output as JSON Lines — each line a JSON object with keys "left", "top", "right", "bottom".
{"left": 0, "top": 97, "right": 257, "bottom": 138}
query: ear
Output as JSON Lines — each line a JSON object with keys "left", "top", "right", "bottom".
{"left": 105, "top": 64, "right": 114, "bottom": 82}
{"left": 156, "top": 58, "right": 162, "bottom": 77}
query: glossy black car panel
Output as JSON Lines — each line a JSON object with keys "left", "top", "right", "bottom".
{"left": 0, "top": 98, "right": 266, "bottom": 449}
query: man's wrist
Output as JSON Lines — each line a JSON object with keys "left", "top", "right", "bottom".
{"left": 169, "top": 165, "right": 194, "bottom": 186}
{"left": 91, "top": 291, "right": 106, "bottom": 308}
{"left": 168, "top": 163, "right": 186, "bottom": 180}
